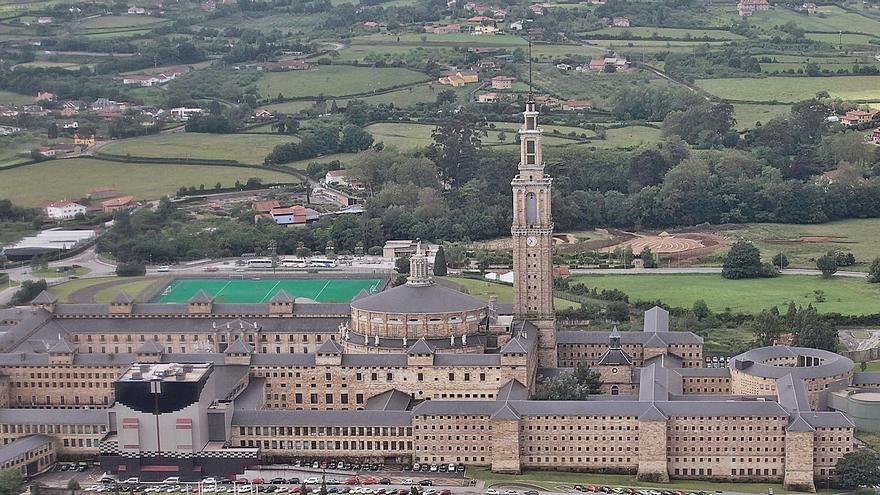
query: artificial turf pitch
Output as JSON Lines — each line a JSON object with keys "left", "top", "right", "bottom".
{"left": 152, "top": 278, "right": 383, "bottom": 304}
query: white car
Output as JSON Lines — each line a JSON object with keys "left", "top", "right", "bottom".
{"left": 275, "top": 488, "right": 288, "bottom": 493}
{"left": 362, "top": 489, "right": 375, "bottom": 495}
{"left": 203, "top": 487, "right": 217, "bottom": 494}
{"left": 351, "top": 488, "right": 364, "bottom": 494}
{"left": 305, "top": 477, "right": 320, "bottom": 484}
{"left": 163, "top": 477, "right": 181, "bottom": 484}
{"left": 239, "top": 487, "right": 253, "bottom": 493}
{"left": 203, "top": 478, "right": 218, "bottom": 485}
{"left": 84, "top": 487, "right": 100, "bottom": 493}
{"left": 402, "top": 480, "right": 414, "bottom": 485}
{"left": 122, "top": 478, "right": 139, "bottom": 484}
{"left": 505, "top": 491, "right": 519, "bottom": 495}
{"left": 486, "top": 490, "right": 500, "bottom": 495}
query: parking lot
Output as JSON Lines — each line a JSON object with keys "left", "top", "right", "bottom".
{"left": 35, "top": 463, "right": 105, "bottom": 488}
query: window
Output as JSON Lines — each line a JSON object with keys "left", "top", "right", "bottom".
{"left": 526, "top": 193, "right": 537, "bottom": 224}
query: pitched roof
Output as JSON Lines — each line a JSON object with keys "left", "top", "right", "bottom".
{"left": 269, "top": 290, "right": 294, "bottom": 303}
{"left": 598, "top": 348, "right": 633, "bottom": 366}
{"left": 189, "top": 290, "right": 214, "bottom": 304}
{"left": 48, "top": 339, "right": 76, "bottom": 354}
{"left": 136, "top": 340, "right": 164, "bottom": 354}
{"left": 225, "top": 338, "right": 253, "bottom": 355}
{"left": 364, "top": 389, "right": 412, "bottom": 411}
{"left": 639, "top": 402, "right": 668, "bottom": 421}
{"left": 500, "top": 336, "right": 528, "bottom": 354}
{"left": 110, "top": 292, "right": 134, "bottom": 304}
{"left": 496, "top": 379, "right": 529, "bottom": 401}
{"left": 786, "top": 414, "right": 815, "bottom": 432}
{"left": 31, "top": 291, "right": 57, "bottom": 304}
{"left": 317, "top": 339, "right": 343, "bottom": 354}
{"left": 408, "top": 338, "right": 436, "bottom": 355}
{"left": 490, "top": 402, "right": 521, "bottom": 420}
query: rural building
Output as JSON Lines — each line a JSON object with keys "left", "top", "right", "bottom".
{"left": 0, "top": 125, "right": 20, "bottom": 136}
{"left": 872, "top": 128, "right": 880, "bottom": 144}
{"left": 36, "top": 16, "right": 53, "bottom": 24}
{"left": 439, "top": 70, "right": 479, "bottom": 87}
{"left": 38, "top": 143, "right": 77, "bottom": 158}
{"left": 491, "top": 76, "right": 516, "bottom": 89}
{"left": 737, "top": 0, "right": 770, "bottom": 16}
{"left": 0, "top": 106, "right": 19, "bottom": 117}
{"left": 799, "top": 2, "right": 817, "bottom": 13}
{"left": 35, "top": 91, "right": 55, "bottom": 102}
{"left": 42, "top": 200, "right": 87, "bottom": 220}
{"left": 362, "top": 21, "right": 384, "bottom": 29}
{"left": 841, "top": 110, "right": 877, "bottom": 126}
{"left": 555, "top": 63, "right": 573, "bottom": 71}
{"left": 466, "top": 15, "right": 494, "bottom": 24}
{"left": 57, "top": 119, "right": 78, "bottom": 130}
{"left": 127, "top": 6, "right": 147, "bottom": 14}
{"left": 0, "top": 435, "right": 56, "bottom": 479}
{"left": 508, "top": 20, "right": 523, "bottom": 30}
{"left": 74, "top": 133, "right": 96, "bottom": 147}
{"left": 169, "top": 107, "right": 204, "bottom": 121}
{"left": 101, "top": 195, "right": 135, "bottom": 213}
{"left": 382, "top": 239, "right": 439, "bottom": 259}
{"left": 269, "top": 205, "right": 319, "bottom": 226}
{"left": 254, "top": 109, "right": 273, "bottom": 119}
{"left": 528, "top": 4, "right": 544, "bottom": 15}
{"left": 253, "top": 200, "right": 281, "bottom": 213}
{"left": 562, "top": 100, "right": 592, "bottom": 111}
{"left": 586, "top": 59, "right": 607, "bottom": 70}
{"left": 478, "top": 92, "right": 498, "bottom": 103}
{"left": 278, "top": 59, "right": 310, "bottom": 71}
{"left": 424, "top": 23, "right": 461, "bottom": 34}
{"left": 473, "top": 24, "right": 498, "bottom": 35}
{"left": 88, "top": 187, "right": 118, "bottom": 200}
{"left": 312, "top": 186, "right": 360, "bottom": 207}
{"left": 612, "top": 16, "right": 630, "bottom": 27}
{"left": 324, "top": 170, "right": 362, "bottom": 190}
{"left": 59, "top": 107, "right": 78, "bottom": 117}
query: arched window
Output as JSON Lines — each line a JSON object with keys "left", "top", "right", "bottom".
{"left": 526, "top": 192, "right": 537, "bottom": 225}
{"left": 610, "top": 385, "right": 619, "bottom": 396}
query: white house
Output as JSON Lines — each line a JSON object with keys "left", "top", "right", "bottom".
{"left": 127, "top": 6, "right": 146, "bottom": 14}
{"left": 0, "top": 125, "right": 20, "bottom": 136}
{"left": 43, "top": 200, "right": 87, "bottom": 220}
{"left": 324, "top": 169, "right": 363, "bottom": 190}
{"left": 169, "top": 107, "right": 203, "bottom": 121}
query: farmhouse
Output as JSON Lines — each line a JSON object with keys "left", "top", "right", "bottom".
{"left": 612, "top": 16, "right": 630, "bottom": 27}
{"left": 478, "top": 92, "right": 498, "bottom": 103}
{"left": 36, "top": 16, "right": 54, "bottom": 24}
{"left": 101, "top": 195, "right": 135, "bottom": 213}
{"left": 424, "top": 23, "right": 461, "bottom": 34}
{"left": 0, "top": 125, "right": 20, "bottom": 136}
{"left": 491, "top": 75, "right": 516, "bottom": 89}
{"left": 253, "top": 200, "right": 281, "bottom": 213}
{"left": 73, "top": 133, "right": 96, "bottom": 147}
{"left": 738, "top": 0, "right": 770, "bottom": 16}
{"left": 0, "top": 106, "right": 19, "bottom": 117}
{"left": 871, "top": 128, "right": 880, "bottom": 144}
{"left": 324, "top": 169, "right": 362, "bottom": 190}
{"left": 254, "top": 109, "right": 273, "bottom": 119}
{"left": 169, "top": 107, "right": 204, "bottom": 121}
{"left": 473, "top": 24, "right": 498, "bottom": 35}
{"left": 439, "top": 70, "right": 479, "bottom": 87}
{"left": 35, "top": 91, "right": 55, "bottom": 102}
{"left": 562, "top": 99, "right": 593, "bottom": 111}
{"left": 127, "top": 6, "right": 146, "bottom": 14}
{"left": 278, "top": 59, "right": 310, "bottom": 71}
{"left": 268, "top": 205, "right": 319, "bottom": 226}
{"left": 41, "top": 200, "right": 87, "bottom": 220}
{"left": 841, "top": 109, "right": 877, "bottom": 126}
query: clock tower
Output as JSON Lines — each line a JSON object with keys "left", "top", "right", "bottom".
{"left": 511, "top": 95, "right": 557, "bottom": 367}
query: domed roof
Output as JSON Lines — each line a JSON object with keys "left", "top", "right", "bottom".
{"left": 350, "top": 283, "right": 487, "bottom": 314}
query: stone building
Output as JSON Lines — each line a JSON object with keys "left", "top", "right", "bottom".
{"left": 0, "top": 98, "right": 867, "bottom": 491}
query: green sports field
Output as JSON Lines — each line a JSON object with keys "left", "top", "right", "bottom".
{"left": 153, "top": 278, "right": 384, "bottom": 303}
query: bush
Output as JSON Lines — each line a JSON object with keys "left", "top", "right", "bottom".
{"left": 816, "top": 252, "right": 838, "bottom": 278}
{"left": 772, "top": 252, "right": 789, "bottom": 269}
{"left": 722, "top": 241, "right": 765, "bottom": 279}
{"left": 10, "top": 279, "right": 48, "bottom": 305}
{"left": 869, "top": 257, "right": 880, "bottom": 283}
{"left": 606, "top": 300, "right": 630, "bottom": 322}
{"left": 116, "top": 262, "right": 146, "bottom": 276}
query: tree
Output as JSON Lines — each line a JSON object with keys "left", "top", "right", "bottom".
{"left": 836, "top": 450, "right": 880, "bottom": 489}
{"left": 792, "top": 306, "right": 838, "bottom": 351}
{"left": 772, "top": 252, "right": 789, "bottom": 269}
{"left": 395, "top": 255, "right": 410, "bottom": 275}
{"left": 339, "top": 125, "right": 374, "bottom": 153}
{"left": 606, "top": 301, "right": 629, "bottom": 322}
{"left": 641, "top": 247, "right": 657, "bottom": 268}
{"left": 11, "top": 279, "right": 48, "bottom": 305}
{"left": 48, "top": 123, "right": 58, "bottom": 139}
{"left": 816, "top": 252, "right": 838, "bottom": 278}
{"left": 116, "top": 261, "right": 146, "bottom": 276}
{"left": 868, "top": 257, "right": 880, "bottom": 283}
{"left": 752, "top": 307, "right": 784, "bottom": 347}
{"left": 0, "top": 469, "right": 24, "bottom": 495}
{"left": 433, "top": 246, "right": 447, "bottom": 276}
{"left": 692, "top": 299, "right": 710, "bottom": 320}
{"left": 67, "top": 479, "right": 81, "bottom": 494}
{"left": 427, "top": 111, "right": 486, "bottom": 185}
{"left": 533, "top": 363, "right": 603, "bottom": 400}
{"left": 436, "top": 89, "right": 457, "bottom": 106}
{"left": 722, "top": 241, "right": 763, "bottom": 279}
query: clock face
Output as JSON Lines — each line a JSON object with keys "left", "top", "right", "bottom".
{"left": 526, "top": 236, "right": 537, "bottom": 247}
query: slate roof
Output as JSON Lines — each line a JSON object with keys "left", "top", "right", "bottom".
{"left": 48, "top": 339, "right": 77, "bottom": 354}
{"left": 269, "top": 290, "right": 294, "bottom": 303}
{"left": 350, "top": 283, "right": 487, "bottom": 313}
{"left": 786, "top": 414, "right": 815, "bottom": 432}
{"left": 730, "top": 346, "right": 854, "bottom": 380}
{"left": 639, "top": 402, "right": 668, "bottom": 421}
{"left": 408, "top": 338, "right": 436, "bottom": 355}
{"left": 225, "top": 338, "right": 253, "bottom": 355}
{"left": 557, "top": 330, "right": 702, "bottom": 345}
{"left": 0, "top": 408, "right": 107, "bottom": 425}
{"left": 598, "top": 348, "right": 632, "bottom": 366}
{"left": 232, "top": 409, "right": 412, "bottom": 427}
{"left": 490, "top": 402, "right": 521, "bottom": 420}
{"left": 31, "top": 291, "right": 57, "bottom": 304}
{"left": 136, "top": 340, "right": 164, "bottom": 354}
{"left": 189, "top": 290, "right": 214, "bottom": 304}
{"left": 110, "top": 292, "right": 134, "bottom": 304}
{"left": 496, "top": 379, "right": 529, "bottom": 401}
{"left": 317, "top": 339, "right": 344, "bottom": 354}
{"left": 364, "top": 389, "right": 412, "bottom": 411}
{"left": 0, "top": 435, "right": 54, "bottom": 465}
{"left": 852, "top": 372, "right": 880, "bottom": 385}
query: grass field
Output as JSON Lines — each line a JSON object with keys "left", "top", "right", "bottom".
{"left": 93, "top": 277, "right": 172, "bottom": 303}
{"left": 443, "top": 277, "right": 579, "bottom": 309}
{"left": 78, "top": 15, "right": 167, "bottom": 29}
{"left": 805, "top": 32, "right": 879, "bottom": 45}
{"left": 466, "top": 467, "right": 832, "bottom": 495}
{"left": 0, "top": 89, "right": 32, "bottom": 105}
{"left": 0, "top": 221, "right": 35, "bottom": 245}
{"left": 741, "top": 5, "right": 880, "bottom": 34}
{"left": 31, "top": 266, "right": 91, "bottom": 279}
{"left": 0, "top": 158, "right": 299, "bottom": 206}
{"left": 569, "top": 273, "right": 880, "bottom": 314}
{"left": 586, "top": 26, "right": 745, "bottom": 40}
{"left": 696, "top": 75, "right": 880, "bottom": 102}
{"left": 364, "top": 123, "right": 582, "bottom": 150}
{"left": 532, "top": 65, "right": 674, "bottom": 107}
{"left": 0, "top": 132, "right": 46, "bottom": 166}
{"left": 593, "top": 126, "right": 663, "bottom": 149}
{"left": 733, "top": 103, "right": 791, "bottom": 128}
{"left": 721, "top": 219, "right": 880, "bottom": 270}
{"left": 257, "top": 66, "right": 430, "bottom": 99}
{"left": 356, "top": 32, "right": 527, "bottom": 46}
{"left": 100, "top": 133, "right": 299, "bottom": 165}
{"left": 153, "top": 278, "right": 384, "bottom": 303}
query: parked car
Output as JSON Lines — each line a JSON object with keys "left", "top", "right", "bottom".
{"left": 379, "top": 479, "right": 391, "bottom": 485}
{"left": 486, "top": 490, "right": 500, "bottom": 495}
{"left": 573, "top": 486, "right": 586, "bottom": 492}
{"left": 419, "top": 480, "right": 433, "bottom": 486}
{"left": 162, "top": 478, "right": 180, "bottom": 485}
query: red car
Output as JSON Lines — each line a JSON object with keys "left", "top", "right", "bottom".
{"left": 252, "top": 478, "right": 265, "bottom": 485}
{"left": 345, "top": 478, "right": 359, "bottom": 485}
{"left": 361, "top": 478, "right": 378, "bottom": 485}
{"left": 289, "top": 488, "right": 301, "bottom": 494}
{"left": 587, "top": 487, "right": 599, "bottom": 493}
